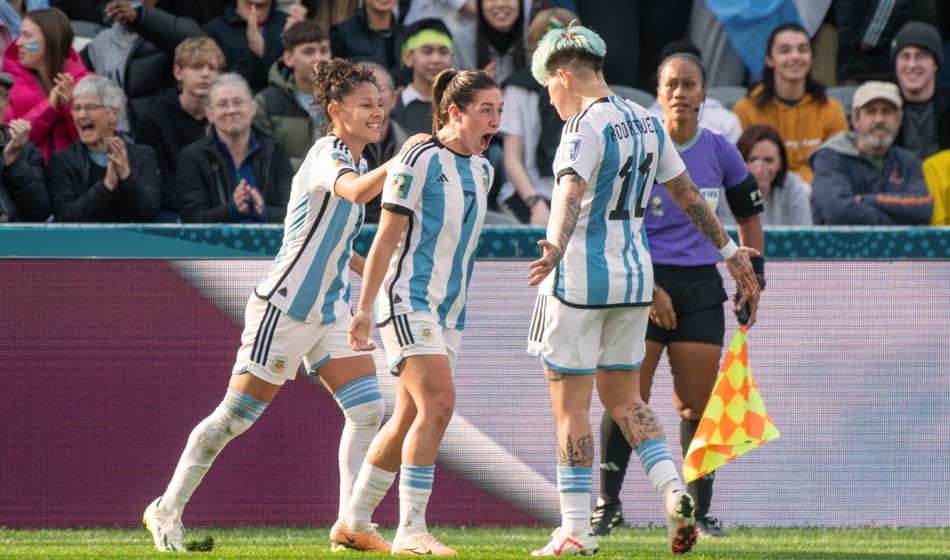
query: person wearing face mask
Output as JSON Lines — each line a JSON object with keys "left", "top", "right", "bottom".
{"left": 735, "top": 124, "right": 812, "bottom": 226}
{"left": 733, "top": 22, "right": 847, "bottom": 184}
{"left": 811, "top": 81, "right": 933, "bottom": 225}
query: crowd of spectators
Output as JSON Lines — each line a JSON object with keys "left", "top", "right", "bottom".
{"left": 1, "top": 0, "right": 949, "bottom": 226}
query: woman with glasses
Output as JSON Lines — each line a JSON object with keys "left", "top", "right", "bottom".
{"left": 46, "top": 75, "right": 161, "bottom": 222}
{"left": 175, "top": 72, "right": 293, "bottom": 223}
{"left": 2, "top": 7, "right": 92, "bottom": 161}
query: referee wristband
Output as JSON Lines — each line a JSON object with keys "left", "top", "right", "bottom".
{"left": 718, "top": 239, "right": 739, "bottom": 260}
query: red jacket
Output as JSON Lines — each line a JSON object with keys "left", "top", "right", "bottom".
{"left": 2, "top": 41, "right": 93, "bottom": 161}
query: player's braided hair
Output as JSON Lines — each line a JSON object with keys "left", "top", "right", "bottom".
{"left": 311, "top": 58, "right": 378, "bottom": 137}
{"left": 431, "top": 69, "right": 500, "bottom": 134}
{"left": 530, "top": 21, "right": 606, "bottom": 85}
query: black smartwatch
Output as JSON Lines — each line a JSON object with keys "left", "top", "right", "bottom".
{"left": 524, "top": 194, "right": 542, "bottom": 208}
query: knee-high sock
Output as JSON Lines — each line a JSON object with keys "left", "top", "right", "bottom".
{"left": 343, "top": 462, "right": 396, "bottom": 530}
{"left": 598, "top": 411, "right": 632, "bottom": 502}
{"left": 681, "top": 418, "right": 713, "bottom": 517}
{"left": 634, "top": 438, "right": 681, "bottom": 499}
{"left": 396, "top": 464, "right": 434, "bottom": 539}
{"left": 159, "top": 389, "right": 267, "bottom": 516}
{"left": 333, "top": 377, "right": 384, "bottom": 517}
{"left": 557, "top": 465, "right": 592, "bottom": 535}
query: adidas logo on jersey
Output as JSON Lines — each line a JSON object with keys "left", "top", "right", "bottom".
{"left": 437, "top": 173, "right": 449, "bottom": 183}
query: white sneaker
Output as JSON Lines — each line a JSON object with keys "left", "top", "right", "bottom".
{"left": 531, "top": 527, "right": 598, "bottom": 556}
{"left": 391, "top": 532, "right": 457, "bottom": 556}
{"left": 665, "top": 490, "right": 697, "bottom": 555}
{"left": 143, "top": 497, "right": 186, "bottom": 552}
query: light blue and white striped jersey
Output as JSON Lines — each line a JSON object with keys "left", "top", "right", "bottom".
{"left": 541, "top": 96, "right": 686, "bottom": 308}
{"left": 255, "top": 135, "right": 367, "bottom": 324}
{"left": 376, "top": 139, "right": 491, "bottom": 330}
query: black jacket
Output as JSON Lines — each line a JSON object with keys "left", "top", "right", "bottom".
{"left": 203, "top": 5, "right": 287, "bottom": 92}
{"left": 47, "top": 138, "right": 162, "bottom": 223}
{"left": 896, "top": 85, "right": 950, "bottom": 155}
{"left": 128, "top": 4, "right": 206, "bottom": 56}
{"left": 0, "top": 136, "right": 48, "bottom": 222}
{"left": 134, "top": 87, "right": 209, "bottom": 213}
{"left": 175, "top": 126, "right": 292, "bottom": 224}
{"left": 330, "top": 8, "right": 405, "bottom": 76}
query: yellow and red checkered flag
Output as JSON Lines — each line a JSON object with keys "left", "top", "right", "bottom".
{"left": 683, "top": 326, "right": 780, "bottom": 482}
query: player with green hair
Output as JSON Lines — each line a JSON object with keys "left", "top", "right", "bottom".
{"left": 526, "top": 23, "right": 759, "bottom": 557}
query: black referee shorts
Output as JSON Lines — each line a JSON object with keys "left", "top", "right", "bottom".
{"left": 646, "top": 264, "right": 727, "bottom": 346}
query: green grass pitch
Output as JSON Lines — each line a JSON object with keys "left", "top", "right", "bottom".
{"left": 2, "top": 526, "right": 948, "bottom": 559}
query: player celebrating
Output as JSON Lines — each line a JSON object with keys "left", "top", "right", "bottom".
{"left": 592, "top": 49, "right": 765, "bottom": 540}
{"left": 143, "top": 60, "right": 426, "bottom": 552}
{"left": 526, "top": 25, "right": 760, "bottom": 556}
{"left": 333, "top": 69, "right": 502, "bottom": 556}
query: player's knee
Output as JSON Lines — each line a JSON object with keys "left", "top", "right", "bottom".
{"left": 344, "top": 397, "right": 385, "bottom": 429}
{"left": 418, "top": 392, "right": 455, "bottom": 428}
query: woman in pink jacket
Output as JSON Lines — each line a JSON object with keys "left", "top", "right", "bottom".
{"left": 2, "top": 8, "right": 92, "bottom": 161}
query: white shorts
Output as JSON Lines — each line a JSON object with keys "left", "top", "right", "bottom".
{"left": 379, "top": 311, "right": 462, "bottom": 374}
{"left": 527, "top": 294, "right": 648, "bottom": 374}
{"left": 232, "top": 296, "right": 361, "bottom": 385}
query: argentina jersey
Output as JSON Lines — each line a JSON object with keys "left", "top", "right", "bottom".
{"left": 542, "top": 96, "right": 686, "bottom": 307}
{"left": 254, "top": 135, "right": 366, "bottom": 324}
{"left": 377, "top": 139, "right": 490, "bottom": 330}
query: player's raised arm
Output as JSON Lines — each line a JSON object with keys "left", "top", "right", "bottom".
{"left": 334, "top": 133, "right": 432, "bottom": 204}
{"left": 528, "top": 172, "right": 585, "bottom": 286}
{"left": 664, "top": 171, "right": 760, "bottom": 300}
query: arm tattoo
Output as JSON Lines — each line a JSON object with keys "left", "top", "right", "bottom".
{"left": 616, "top": 403, "right": 666, "bottom": 449}
{"left": 557, "top": 433, "right": 595, "bottom": 466}
{"left": 665, "top": 172, "right": 728, "bottom": 249}
{"left": 548, "top": 174, "right": 585, "bottom": 264}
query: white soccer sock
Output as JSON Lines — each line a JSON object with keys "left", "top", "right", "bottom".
{"left": 557, "top": 466, "right": 592, "bottom": 535}
{"left": 395, "top": 464, "right": 434, "bottom": 539}
{"left": 343, "top": 462, "right": 396, "bottom": 530}
{"left": 158, "top": 389, "right": 266, "bottom": 516}
{"left": 333, "top": 377, "right": 384, "bottom": 517}
{"left": 634, "top": 438, "right": 683, "bottom": 499}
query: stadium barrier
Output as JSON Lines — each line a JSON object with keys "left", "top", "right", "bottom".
{"left": 2, "top": 225, "right": 948, "bottom": 528}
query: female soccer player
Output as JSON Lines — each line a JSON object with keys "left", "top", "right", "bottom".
{"left": 526, "top": 25, "right": 760, "bottom": 556}
{"left": 593, "top": 51, "right": 766, "bottom": 541}
{"left": 143, "top": 59, "right": 426, "bottom": 552}
{"left": 333, "top": 69, "right": 502, "bottom": 556}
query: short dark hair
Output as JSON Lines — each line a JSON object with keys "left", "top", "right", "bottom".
{"left": 281, "top": 18, "right": 328, "bottom": 52}
{"left": 736, "top": 124, "right": 789, "bottom": 188}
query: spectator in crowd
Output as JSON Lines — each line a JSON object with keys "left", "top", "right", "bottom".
{"left": 150, "top": 0, "right": 231, "bottom": 25}
{"left": 811, "top": 81, "right": 933, "bottom": 225}
{"left": 104, "top": 0, "right": 204, "bottom": 61}
{"left": 475, "top": 0, "right": 526, "bottom": 85}
{"left": 203, "top": 0, "right": 290, "bottom": 92}
{"left": 736, "top": 124, "right": 813, "bottom": 226}
{"left": 360, "top": 61, "right": 407, "bottom": 223}
{"left": 176, "top": 73, "right": 292, "bottom": 224}
{"left": 891, "top": 21, "right": 950, "bottom": 160}
{"left": 404, "top": 0, "right": 476, "bottom": 72}
{"left": 0, "top": 70, "right": 48, "bottom": 222}
{"left": 330, "top": 0, "right": 404, "bottom": 75}
{"left": 254, "top": 18, "right": 331, "bottom": 171}
{"left": 922, "top": 149, "right": 950, "bottom": 225}
{"left": 82, "top": 0, "right": 176, "bottom": 134}
{"left": 2, "top": 8, "right": 93, "bottom": 161}
{"left": 647, "top": 40, "right": 743, "bottom": 144}
{"left": 47, "top": 75, "right": 161, "bottom": 222}
{"left": 391, "top": 18, "right": 453, "bottom": 135}
{"left": 135, "top": 38, "right": 225, "bottom": 222}
{"left": 836, "top": 0, "right": 937, "bottom": 83}
{"left": 734, "top": 22, "right": 847, "bottom": 184}
{"left": 498, "top": 6, "right": 574, "bottom": 225}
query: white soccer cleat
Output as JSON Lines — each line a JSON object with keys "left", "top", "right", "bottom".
{"left": 143, "top": 497, "right": 186, "bottom": 552}
{"left": 391, "top": 532, "right": 457, "bottom": 556}
{"left": 531, "top": 527, "right": 598, "bottom": 556}
{"left": 665, "top": 489, "right": 697, "bottom": 555}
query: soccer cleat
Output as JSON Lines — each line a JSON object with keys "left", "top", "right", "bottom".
{"left": 391, "top": 532, "right": 457, "bottom": 556}
{"left": 590, "top": 496, "right": 624, "bottom": 536}
{"left": 531, "top": 527, "right": 598, "bottom": 556}
{"left": 329, "top": 519, "right": 391, "bottom": 552}
{"left": 143, "top": 497, "right": 186, "bottom": 552}
{"left": 695, "top": 514, "right": 727, "bottom": 539}
{"left": 665, "top": 490, "right": 697, "bottom": 555}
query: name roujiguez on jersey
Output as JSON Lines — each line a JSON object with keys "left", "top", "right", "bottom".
{"left": 254, "top": 135, "right": 367, "bottom": 324}
{"left": 543, "top": 96, "right": 686, "bottom": 308}
{"left": 377, "top": 139, "right": 491, "bottom": 330}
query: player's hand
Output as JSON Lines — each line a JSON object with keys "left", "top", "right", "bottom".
{"left": 246, "top": 5, "right": 266, "bottom": 58}
{"left": 649, "top": 286, "right": 676, "bottom": 330}
{"left": 528, "top": 239, "right": 561, "bottom": 286}
{"left": 397, "top": 133, "right": 432, "bottom": 156}
{"left": 725, "top": 246, "right": 759, "bottom": 303}
{"left": 348, "top": 311, "right": 376, "bottom": 351}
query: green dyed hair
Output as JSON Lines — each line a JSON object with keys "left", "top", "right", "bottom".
{"left": 530, "top": 22, "right": 607, "bottom": 85}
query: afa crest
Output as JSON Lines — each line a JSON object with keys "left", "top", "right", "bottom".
{"left": 270, "top": 356, "right": 288, "bottom": 374}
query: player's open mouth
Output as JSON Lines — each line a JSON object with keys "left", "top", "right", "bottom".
{"left": 478, "top": 133, "right": 493, "bottom": 151}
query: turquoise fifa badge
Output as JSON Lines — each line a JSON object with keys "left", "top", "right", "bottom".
{"left": 391, "top": 172, "right": 413, "bottom": 199}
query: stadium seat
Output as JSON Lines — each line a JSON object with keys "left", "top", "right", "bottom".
{"left": 826, "top": 85, "right": 859, "bottom": 115}
{"left": 71, "top": 20, "right": 107, "bottom": 51}
{"left": 706, "top": 86, "right": 747, "bottom": 110}
{"left": 610, "top": 84, "right": 656, "bottom": 109}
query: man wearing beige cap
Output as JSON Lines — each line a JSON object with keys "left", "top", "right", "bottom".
{"left": 810, "top": 81, "right": 933, "bottom": 225}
